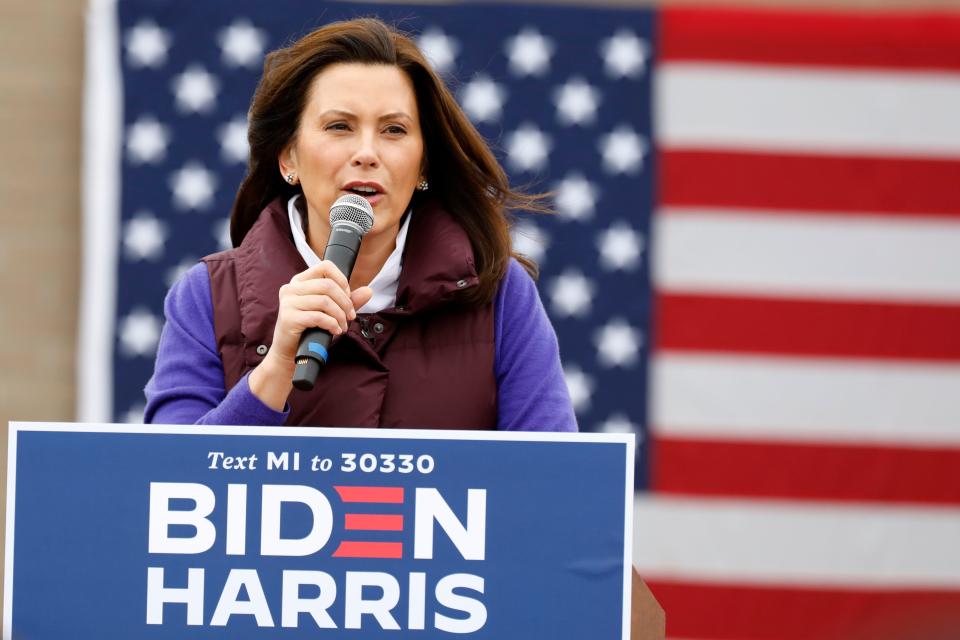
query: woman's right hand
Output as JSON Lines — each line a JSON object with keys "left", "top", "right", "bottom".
{"left": 249, "top": 260, "right": 373, "bottom": 410}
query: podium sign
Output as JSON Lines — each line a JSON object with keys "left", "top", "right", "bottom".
{"left": 4, "top": 423, "right": 634, "bottom": 639}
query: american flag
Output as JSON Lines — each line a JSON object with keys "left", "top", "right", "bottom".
{"left": 80, "top": 1, "right": 960, "bottom": 636}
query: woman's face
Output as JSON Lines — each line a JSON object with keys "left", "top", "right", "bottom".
{"left": 281, "top": 62, "right": 425, "bottom": 241}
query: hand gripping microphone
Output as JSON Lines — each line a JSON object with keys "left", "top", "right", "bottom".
{"left": 292, "top": 194, "right": 375, "bottom": 391}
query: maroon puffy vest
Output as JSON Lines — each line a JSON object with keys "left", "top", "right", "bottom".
{"left": 202, "top": 198, "right": 497, "bottom": 429}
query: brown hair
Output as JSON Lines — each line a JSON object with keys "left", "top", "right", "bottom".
{"left": 231, "top": 17, "right": 547, "bottom": 304}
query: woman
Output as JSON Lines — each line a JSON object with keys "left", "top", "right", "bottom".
{"left": 144, "top": 18, "right": 576, "bottom": 432}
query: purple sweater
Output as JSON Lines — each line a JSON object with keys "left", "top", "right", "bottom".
{"left": 144, "top": 259, "right": 577, "bottom": 431}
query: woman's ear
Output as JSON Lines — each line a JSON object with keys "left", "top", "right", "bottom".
{"left": 278, "top": 145, "right": 298, "bottom": 182}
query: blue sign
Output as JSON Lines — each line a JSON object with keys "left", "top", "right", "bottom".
{"left": 5, "top": 423, "right": 634, "bottom": 638}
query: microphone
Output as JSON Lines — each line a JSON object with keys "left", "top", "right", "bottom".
{"left": 292, "top": 194, "right": 375, "bottom": 391}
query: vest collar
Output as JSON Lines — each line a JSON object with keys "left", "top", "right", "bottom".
{"left": 395, "top": 197, "right": 479, "bottom": 312}
{"left": 236, "top": 197, "right": 478, "bottom": 323}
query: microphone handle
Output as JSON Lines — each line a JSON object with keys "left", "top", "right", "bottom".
{"left": 291, "top": 226, "right": 362, "bottom": 391}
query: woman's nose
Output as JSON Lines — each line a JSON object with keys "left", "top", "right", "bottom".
{"left": 351, "top": 133, "right": 380, "bottom": 168}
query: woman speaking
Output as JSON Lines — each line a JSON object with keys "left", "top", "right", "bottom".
{"left": 144, "top": 18, "right": 576, "bottom": 432}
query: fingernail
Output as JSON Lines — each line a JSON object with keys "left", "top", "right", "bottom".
{"left": 350, "top": 310, "right": 357, "bottom": 320}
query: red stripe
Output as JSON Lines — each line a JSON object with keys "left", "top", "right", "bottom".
{"left": 659, "top": 150, "right": 960, "bottom": 217}
{"left": 344, "top": 513, "right": 404, "bottom": 531}
{"left": 650, "top": 437, "right": 960, "bottom": 505}
{"left": 661, "top": 7, "right": 960, "bottom": 72}
{"left": 334, "top": 486, "right": 404, "bottom": 503}
{"left": 332, "top": 541, "right": 403, "bottom": 559}
{"left": 646, "top": 579, "right": 960, "bottom": 639}
{"left": 656, "top": 293, "right": 960, "bottom": 362}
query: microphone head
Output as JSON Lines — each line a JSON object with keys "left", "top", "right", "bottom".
{"left": 329, "top": 194, "right": 375, "bottom": 236}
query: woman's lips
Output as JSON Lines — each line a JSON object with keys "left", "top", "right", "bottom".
{"left": 343, "top": 190, "right": 383, "bottom": 206}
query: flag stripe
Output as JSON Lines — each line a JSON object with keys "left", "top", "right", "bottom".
{"left": 332, "top": 541, "right": 403, "bottom": 559}
{"left": 657, "top": 64, "right": 960, "bottom": 157}
{"left": 660, "top": 150, "right": 960, "bottom": 217}
{"left": 661, "top": 7, "right": 960, "bottom": 72}
{"left": 78, "top": 0, "right": 122, "bottom": 423}
{"left": 646, "top": 578, "right": 960, "bottom": 640}
{"left": 334, "top": 486, "right": 404, "bottom": 503}
{"left": 651, "top": 354, "right": 960, "bottom": 446}
{"left": 654, "top": 209, "right": 960, "bottom": 302}
{"left": 656, "top": 293, "right": 960, "bottom": 362}
{"left": 651, "top": 437, "right": 960, "bottom": 506}
{"left": 344, "top": 514, "right": 404, "bottom": 531}
{"left": 633, "top": 496, "right": 960, "bottom": 587}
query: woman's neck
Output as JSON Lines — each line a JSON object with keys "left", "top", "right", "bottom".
{"left": 306, "top": 215, "right": 397, "bottom": 289}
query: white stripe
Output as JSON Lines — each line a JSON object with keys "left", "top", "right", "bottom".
{"left": 651, "top": 353, "right": 960, "bottom": 446}
{"left": 657, "top": 63, "right": 960, "bottom": 157}
{"left": 77, "top": 0, "right": 121, "bottom": 422}
{"left": 653, "top": 208, "right": 960, "bottom": 302}
{"left": 634, "top": 495, "right": 960, "bottom": 587}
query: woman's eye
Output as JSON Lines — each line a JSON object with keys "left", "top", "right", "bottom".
{"left": 326, "top": 123, "right": 349, "bottom": 131}
{"left": 385, "top": 125, "right": 406, "bottom": 135}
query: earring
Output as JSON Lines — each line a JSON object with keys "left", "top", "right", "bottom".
{"left": 416, "top": 178, "right": 429, "bottom": 191}
{"left": 285, "top": 172, "right": 296, "bottom": 184}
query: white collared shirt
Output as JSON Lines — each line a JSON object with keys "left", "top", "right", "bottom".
{"left": 287, "top": 195, "right": 411, "bottom": 313}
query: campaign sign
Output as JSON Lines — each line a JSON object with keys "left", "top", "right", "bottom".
{"left": 4, "top": 423, "right": 634, "bottom": 639}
